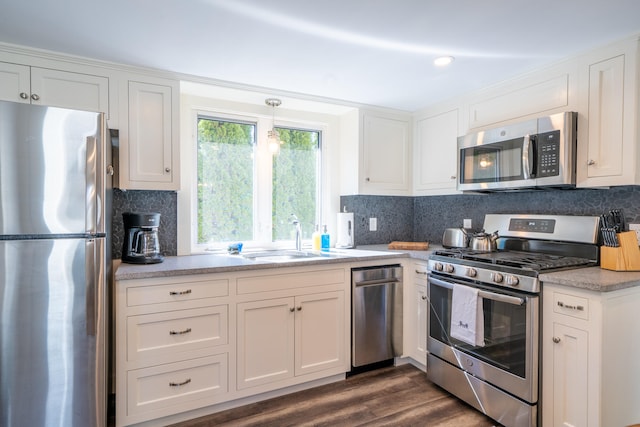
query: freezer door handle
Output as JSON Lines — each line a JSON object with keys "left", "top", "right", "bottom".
{"left": 86, "top": 136, "right": 97, "bottom": 234}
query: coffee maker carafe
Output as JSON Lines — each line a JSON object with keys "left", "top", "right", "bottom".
{"left": 122, "top": 212, "right": 164, "bottom": 264}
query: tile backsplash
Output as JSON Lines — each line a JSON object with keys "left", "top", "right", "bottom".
{"left": 342, "top": 186, "right": 640, "bottom": 246}
{"left": 111, "top": 189, "right": 177, "bottom": 259}
{"left": 113, "top": 186, "right": 640, "bottom": 257}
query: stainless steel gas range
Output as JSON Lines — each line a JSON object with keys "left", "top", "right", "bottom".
{"left": 426, "top": 214, "right": 600, "bottom": 427}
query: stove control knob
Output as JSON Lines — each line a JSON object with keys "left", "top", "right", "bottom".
{"left": 445, "top": 264, "right": 455, "bottom": 273}
{"left": 505, "top": 275, "right": 520, "bottom": 286}
{"left": 434, "top": 262, "right": 443, "bottom": 272}
{"left": 466, "top": 268, "right": 477, "bottom": 278}
{"left": 491, "top": 272, "right": 504, "bottom": 283}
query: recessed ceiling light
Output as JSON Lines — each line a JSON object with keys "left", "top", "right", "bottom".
{"left": 434, "top": 56, "right": 455, "bottom": 66}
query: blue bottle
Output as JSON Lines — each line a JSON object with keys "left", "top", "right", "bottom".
{"left": 321, "top": 225, "right": 330, "bottom": 251}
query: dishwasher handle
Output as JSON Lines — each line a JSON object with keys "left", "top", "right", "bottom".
{"left": 354, "top": 277, "right": 401, "bottom": 287}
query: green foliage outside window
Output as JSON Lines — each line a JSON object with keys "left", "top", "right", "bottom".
{"left": 197, "top": 118, "right": 255, "bottom": 244}
{"left": 197, "top": 116, "right": 320, "bottom": 246}
{"left": 272, "top": 128, "right": 319, "bottom": 241}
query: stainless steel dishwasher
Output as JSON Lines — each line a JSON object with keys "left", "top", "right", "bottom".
{"left": 351, "top": 264, "right": 403, "bottom": 368}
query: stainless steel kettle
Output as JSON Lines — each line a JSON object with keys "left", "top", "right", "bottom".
{"left": 469, "top": 230, "right": 499, "bottom": 252}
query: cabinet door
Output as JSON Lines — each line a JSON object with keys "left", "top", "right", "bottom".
{"left": 127, "top": 81, "right": 176, "bottom": 187}
{"left": 550, "top": 322, "right": 589, "bottom": 427}
{"left": 414, "top": 283, "right": 428, "bottom": 362}
{"left": 30, "top": 67, "right": 108, "bottom": 113}
{"left": 584, "top": 55, "right": 625, "bottom": 180}
{"left": 0, "top": 62, "right": 30, "bottom": 103}
{"left": 361, "top": 114, "right": 410, "bottom": 194}
{"left": 414, "top": 109, "right": 459, "bottom": 194}
{"left": 295, "top": 291, "right": 345, "bottom": 376}
{"left": 237, "top": 297, "right": 294, "bottom": 389}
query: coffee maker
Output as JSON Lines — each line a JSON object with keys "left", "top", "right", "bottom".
{"left": 122, "top": 212, "right": 164, "bottom": 264}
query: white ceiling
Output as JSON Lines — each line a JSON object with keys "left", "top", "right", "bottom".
{"left": 1, "top": 0, "right": 640, "bottom": 112}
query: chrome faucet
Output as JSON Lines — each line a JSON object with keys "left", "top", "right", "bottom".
{"left": 290, "top": 214, "right": 302, "bottom": 251}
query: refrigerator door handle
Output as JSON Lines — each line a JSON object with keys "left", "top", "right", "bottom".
{"left": 85, "top": 239, "right": 98, "bottom": 336}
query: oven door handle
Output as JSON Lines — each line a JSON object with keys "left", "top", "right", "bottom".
{"left": 429, "top": 276, "right": 525, "bottom": 306}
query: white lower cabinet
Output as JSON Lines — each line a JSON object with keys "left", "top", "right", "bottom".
{"left": 115, "top": 275, "right": 231, "bottom": 427}
{"left": 237, "top": 290, "right": 346, "bottom": 390}
{"left": 116, "top": 264, "right": 353, "bottom": 426}
{"left": 405, "top": 261, "right": 428, "bottom": 365}
{"left": 542, "top": 282, "right": 640, "bottom": 427}
{"left": 126, "top": 354, "right": 228, "bottom": 417}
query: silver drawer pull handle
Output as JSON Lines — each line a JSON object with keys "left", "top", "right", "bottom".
{"left": 169, "top": 328, "right": 192, "bottom": 335}
{"left": 169, "top": 289, "right": 192, "bottom": 296}
{"left": 415, "top": 270, "right": 427, "bottom": 275}
{"left": 169, "top": 378, "right": 191, "bottom": 387}
{"left": 557, "top": 301, "right": 584, "bottom": 311}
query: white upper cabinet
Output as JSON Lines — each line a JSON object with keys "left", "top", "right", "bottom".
{"left": 576, "top": 36, "right": 640, "bottom": 187}
{"left": 360, "top": 111, "right": 411, "bottom": 195}
{"left": 414, "top": 109, "right": 459, "bottom": 195}
{"left": 116, "top": 77, "right": 180, "bottom": 191}
{"left": 0, "top": 61, "right": 108, "bottom": 113}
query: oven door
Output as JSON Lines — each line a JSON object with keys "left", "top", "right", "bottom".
{"left": 427, "top": 273, "right": 538, "bottom": 403}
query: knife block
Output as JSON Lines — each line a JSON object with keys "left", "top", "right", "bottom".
{"left": 600, "top": 231, "right": 640, "bottom": 271}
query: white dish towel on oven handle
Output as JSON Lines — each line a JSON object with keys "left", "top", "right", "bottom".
{"left": 450, "top": 284, "right": 485, "bottom": 347}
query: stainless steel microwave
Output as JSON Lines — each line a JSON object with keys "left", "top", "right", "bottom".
{"left": 457, "top": 111, "right": 577, "bottom": 192}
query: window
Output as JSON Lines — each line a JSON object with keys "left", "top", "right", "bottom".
{"left": 196, "top": 114, "right": 321, "bottom": 250}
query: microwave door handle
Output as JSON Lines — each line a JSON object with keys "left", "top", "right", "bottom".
{"left": 522, "top": 134, "right": 534, "bottom": 179}
{"left": 429, "top": 276, "right": 525, "bottom": 306}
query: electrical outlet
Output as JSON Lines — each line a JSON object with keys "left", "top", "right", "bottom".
{"left": 463, "top": 219, "right": 472, "bottom": 229}
{"left": 369, "top": 217, "right": 377, "bottom": 231}
{"left": 629, "top": 223, "right": 640, "bottom": 246}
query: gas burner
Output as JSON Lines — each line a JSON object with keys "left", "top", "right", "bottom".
{"left": 434, "top": 249, "right": 595, "bottom": 272}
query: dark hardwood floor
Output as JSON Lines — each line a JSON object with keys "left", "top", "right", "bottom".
{"left": 168, "top": 364, "right": 499, "bottom": 427}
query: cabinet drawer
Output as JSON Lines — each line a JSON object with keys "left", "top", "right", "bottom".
{"left": 127, "top": 278, "right": 228, "bottom": 306}
{"left": 126, "top": 354, "right": 228, "bottom": 416}
{"left": 127, "top": 306, "right": 228, "bottom": 361}
{"left": 414, "top": 262, "right": 429, "bottom": 279}
{"left": 237, "top": 268, "right": 345, "bottom": 294}
{"left": 553, "top": 291, "right": 589, "bottom": 320}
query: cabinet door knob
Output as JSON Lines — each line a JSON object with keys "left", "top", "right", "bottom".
{"left": 30, "top": 93, "right": 40, "bottom": 101}
{"left": 296, "top": 306, "right": 302, "bottom": 311}
{"left": 289, "top": 307, "right": 295, "bottom": 312}
{"left": 421, "top": 295, "right": 427, "bottom": 300}
{"left": 165, "top": 167, "right": 171, "bottom": 173}
{"left": 19, "top": 92, "right": 28, "bottom": 100}
{"left": 552, "top": 337, "right": 561, "bottom": 344}
{"left": 450, "top": 175, "right": 456, "bottom": 180}
{"left": 365, "top": 177, "right": 370, "bottom": 182}
{"left": 588, "top": 159, "right": 596, "bottom": 166}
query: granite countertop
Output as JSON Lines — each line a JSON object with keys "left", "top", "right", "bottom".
{"left": 539, "top": 267, "right": 640, "bottom": 292}
{"left": 115, "top": 243, "right": 640, "bottom": 292}
{"left": 115, "top": 248, "right": 409, "bottom": 280}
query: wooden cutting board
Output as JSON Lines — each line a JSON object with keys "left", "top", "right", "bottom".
{"left": 388, "top": 241, "right": 429, "bottom": 250}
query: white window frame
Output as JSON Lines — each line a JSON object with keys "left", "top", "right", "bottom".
{"left": 184, "top": 107, "right": 327, "bottom": 254}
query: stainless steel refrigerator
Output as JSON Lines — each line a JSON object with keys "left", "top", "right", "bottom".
{"left": 0, "top": 100, "right": 110, "bottom": 427}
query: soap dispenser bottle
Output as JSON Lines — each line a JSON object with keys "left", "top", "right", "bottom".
{"left": 321, "top": 225, "right": 330, "bottom": 251}
{"left": 312, "top": 225, "right": 321, "bottom": 251}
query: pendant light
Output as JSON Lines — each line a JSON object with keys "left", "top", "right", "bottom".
{"left": 265, "top": 98, "right": 282, "bottom": 154}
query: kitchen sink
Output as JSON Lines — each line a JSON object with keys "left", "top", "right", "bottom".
{"left": 242, "top": 249, "right": 335, "bottom": 262}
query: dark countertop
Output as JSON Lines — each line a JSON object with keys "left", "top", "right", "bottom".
{"left": 115, "top": 243, "right": 640, "bottom": 292}
{"left": 540, "top": 267, "right": 640, "bottom": 292}
{"left": 115, "top": 248, "right": 409, "bottom": 280}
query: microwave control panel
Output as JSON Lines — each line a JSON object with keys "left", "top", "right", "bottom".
{"left": 536, "top": 130, "right": 560, "bottom": 177}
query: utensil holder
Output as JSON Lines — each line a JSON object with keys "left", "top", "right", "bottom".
{"left": 600, "top": 231, "right": 640, "bottom": 271}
